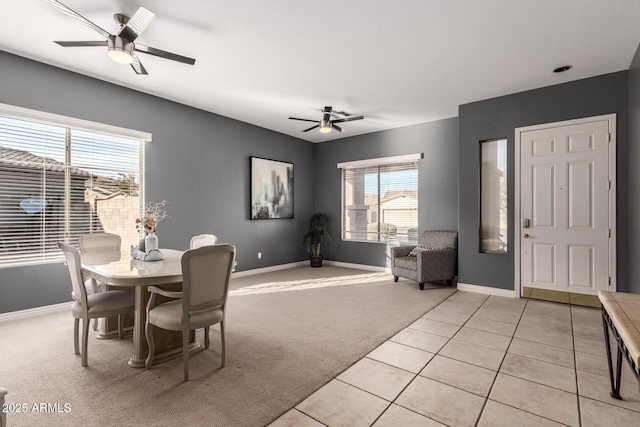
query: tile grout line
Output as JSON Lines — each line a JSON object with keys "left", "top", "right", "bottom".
{"left": 473, "top": 298, "right": 585, "bottom": 427}
{"left": 374, "top": 290, "right": 490, "bottom": 426}
{"left": 367, "top": 289, "right": 472, "bottom": 426}
{"left": 282, "top": 289, "right": 459, "bottom": 426}
{"left": 570, "top": 305, "right": 584, "bottom": 427}
{"left": 292, "top": 289, "right": 461, "bottom": 427}
{"left": 471, "top": 296, "right": 529, "bottom": 427}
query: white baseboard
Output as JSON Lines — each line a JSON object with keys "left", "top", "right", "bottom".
{"left": 323, "top": 260, "right": 388, "bottom": 272}
{"left": 0, "top": 301, "right": 71, "bottom": 323}
{"left": 456, "top": 282, "right": 516, "bottom": 298}
{"left": 1, "top": 261, "right": 388, "bottom": 321}
{"left": 231, "top": 261, "right": 307, "bottom": 278}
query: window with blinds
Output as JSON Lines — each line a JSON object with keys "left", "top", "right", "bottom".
{"left": 340, "top": 155, "right": 420, "bottom": 243}
{"left": 0, "top": 114, "right": 144, "bottom": 266}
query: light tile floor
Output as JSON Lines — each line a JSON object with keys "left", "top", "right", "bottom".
{"left": 269, "top": 291, "right": 640, "bottom": 426}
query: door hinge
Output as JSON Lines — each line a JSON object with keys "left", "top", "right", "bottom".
{"left": 608, "top": 132, "right": 611, "bottom": 143}
{"left": 608, "top": 229, "right": 611, "bottom": 238}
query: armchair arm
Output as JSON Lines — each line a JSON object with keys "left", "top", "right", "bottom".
{"left": 147, "top": 286, "right": 182, "bottom": 299}
{"left": 390, "top": 245, "right": 416, "bottom": 259}
{"left": 416, "top": 248, "right": 457, "bottom": 281}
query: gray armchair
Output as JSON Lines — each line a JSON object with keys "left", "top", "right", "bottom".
{"left": 390, "top": 230, "right": 458, "bottom": 290}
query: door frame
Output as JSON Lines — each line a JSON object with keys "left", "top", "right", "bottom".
{"left": 514, "top": 114, "right": 617, "bottom": 299}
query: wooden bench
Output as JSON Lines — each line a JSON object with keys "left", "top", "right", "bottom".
{"left": 598, "top": 291, "right": 640, "bottom": 399}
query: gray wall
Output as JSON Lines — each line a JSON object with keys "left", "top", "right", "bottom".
{"left": 628, "top": 44, "right": 640, "bottom": 294}
{"left": 0, "top": 51, "right": 315, "bottom": 313}
{"left": 458, "top": 71, "right": 629, "bottom": 291}
{"left": 313, "top": 118, "right": 459, "bottom": 267}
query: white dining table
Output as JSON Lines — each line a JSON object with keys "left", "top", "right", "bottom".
{"left": 81, "top": 249, "right": 200, "bottom": 368}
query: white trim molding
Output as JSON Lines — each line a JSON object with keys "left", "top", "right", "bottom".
{"left": 456, "top": 282, "right": 517, "bottom": 298}
{"left": 323, "top": 260, "right": 388, "bottom": 272}
{"left": 514, "top": 114, "right": 617, "bottom": 299}
{"left": 0, "top": 301, "right": 71, "bottom": 323}
{"left": 231, "top": 261, "right": 308, "bottom": 278}
{"left": 337, "top": 153, "right": 423, "bottom": 169}
{"left": 0, "top": 102, "right": 152, "bottom": 141}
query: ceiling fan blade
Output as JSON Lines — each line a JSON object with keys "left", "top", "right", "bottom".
{"left": 288, "top": 117, "right": 320, "bottom": 123}
{"left": 54, "top": 40, "right": 108, "bottom": 47}
{"left": 331, "top": 115, "right": 364, "bottom": 124}
{"left": 118, "top": 7, "right": 156, "bottom": 42}
{"left": 135, "top": 44, "right": 196, "bottom": 65}
{"left": 331, "top": 110, "right": 350, "bottom": 118}
{"left": 47, "top": 0, "right": 111, "bottom": 39}
{"left": 332, "top": 124, "right": 344, "bottom": 132}
{"left": 130, "top": 55, "right": 148, "bottom": 75}
{"left": 302, "top": 125, "right": 320, "bottom": 132}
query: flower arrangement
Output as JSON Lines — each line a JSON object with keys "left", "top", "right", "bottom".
{"left": 136, "top": 200, "right": 168, "bottom": 233}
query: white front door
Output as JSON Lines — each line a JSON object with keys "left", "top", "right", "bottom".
{"left": 518, "top": 115, "right": 615, "bottom": 295}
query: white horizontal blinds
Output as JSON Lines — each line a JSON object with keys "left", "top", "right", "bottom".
{"left": 378, "top": 162, "right": 418, "bottom": 241}
{"left": 342, "top": 160, "right": 418, "bottom": 242}
{"left": 0, "top": 116, "right": 67, "bottom": 265}
{"left": 0, "top": 114, "right": 143, "bottom": 266}
{"left": 69, "top": 130, "right": 142, "bottom": 249}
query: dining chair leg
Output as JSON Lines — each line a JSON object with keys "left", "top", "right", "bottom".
{"left": 144, "top": 322, "right": 154, "bottom": 370}
{"left": 118, "top": 314, "right": 126, "bottom": 339}
{"left": 183, "top": 329, "right": 189, "bottom": 382}
{"left": 204, "top": 326, "right": 210, "bottom": 349}
{"left": 74, "top": 318, "right": 80, "bottom": 355}
{"left": 220, "top": 321, "right": 226, "bottom": 368}
{"left": 92, "top": 318, "right": 98, "bottom": 331}
{"left": 81, "top": 318, "right": 89, "bottom": 367}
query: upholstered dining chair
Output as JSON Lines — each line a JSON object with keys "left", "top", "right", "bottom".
{"left": 145, "top": 244, "right": 236, "bottom": 381}
{"left": 390, "top": 230, "right": 458, "bottom": 290}
{"left": 78, "top": 232, "right": 122, "bottom": 330}
{"left": 189, "top": 234, "right": 218, "bottom": 249}
{"left": 58, "top": 242, "right": 135, "bottom": 366}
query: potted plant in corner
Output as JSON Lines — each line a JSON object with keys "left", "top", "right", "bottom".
{"left": 303, "top": 213, "right": 330, "bottom": 267}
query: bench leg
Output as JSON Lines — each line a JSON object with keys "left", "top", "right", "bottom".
{"left": 602, "top": 309, "right": 622, "bottom": 400}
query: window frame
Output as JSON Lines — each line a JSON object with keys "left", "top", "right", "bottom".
{"left": 479, "top": 137, "right": 508, "bottom": 254}
{"left": 338, "top": 153, "right": 422, "bottom": 244}
{"left": 0, "top": 103, "right": 150, "bottom": 267}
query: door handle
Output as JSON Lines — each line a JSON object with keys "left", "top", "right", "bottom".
{"left": 523, "top": 233, "right": 531, "bottom": 238}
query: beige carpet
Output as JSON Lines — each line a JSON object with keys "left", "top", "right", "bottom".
{"left": 0, "top": 266, "right": 456, "bottom": 427}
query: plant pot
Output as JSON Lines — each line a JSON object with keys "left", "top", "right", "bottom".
{"left": 310, "top": 254, "right": 323, "bottom": 268}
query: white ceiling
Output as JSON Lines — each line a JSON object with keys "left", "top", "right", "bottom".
{"left": 1, "top": 1, "right": 639, "bottom": 143}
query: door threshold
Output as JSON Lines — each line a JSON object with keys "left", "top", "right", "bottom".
{"left": 522, "top": 287, "right": 600, "bottom": 308}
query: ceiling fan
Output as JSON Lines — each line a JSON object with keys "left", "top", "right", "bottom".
{"left": 289, "top": 106, "right": 364, "bottom": 133}
{"left": 47, "top": 0, "right": 196, "bottom": 75}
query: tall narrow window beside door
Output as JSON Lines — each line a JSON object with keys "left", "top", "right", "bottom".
{"left": 480, "top": 138, "right": 507, "bottom": 253}
{"left": 0, "top": 110, "right": 146, "bottom": 266}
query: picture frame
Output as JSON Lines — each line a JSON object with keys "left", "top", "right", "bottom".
{"left": 250, "top": 156, "right": 294, "bottom": 219}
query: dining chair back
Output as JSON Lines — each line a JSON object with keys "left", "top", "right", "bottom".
{"left": 189, "top": 234, "right": 218, "bottom": 249}
{"left": 78, "top": 232, "right": 121, "bottom": 254}
{"left": 78, "top": 232, "right": 123, "bottom": 329}
{"left": 145, "top": 244, "right": 236, "bottom": 381}
{"left": 58, "top": 242, "right": 135, "bottom": 366}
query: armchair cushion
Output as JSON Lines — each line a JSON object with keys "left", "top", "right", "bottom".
{"left": 408, "top": 245, "right": 438, "bottom": 256}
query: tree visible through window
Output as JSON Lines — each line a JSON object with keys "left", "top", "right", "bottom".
{"left": 0, "top": 114, "right": 144, "bottom": 266}
{"left": 341, "top": 159, "right": 418, "bottom": 243}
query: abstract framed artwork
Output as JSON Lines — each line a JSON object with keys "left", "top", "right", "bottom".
{"left": 250, "top": 157, "right": 294, "bottom": 219}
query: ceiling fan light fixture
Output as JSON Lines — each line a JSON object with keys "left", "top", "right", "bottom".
{"left": 107, "top": 36, "right": 134, "bottom": 64}
{"left": 319, "top": 119, "right": 332, "bottom": 133}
